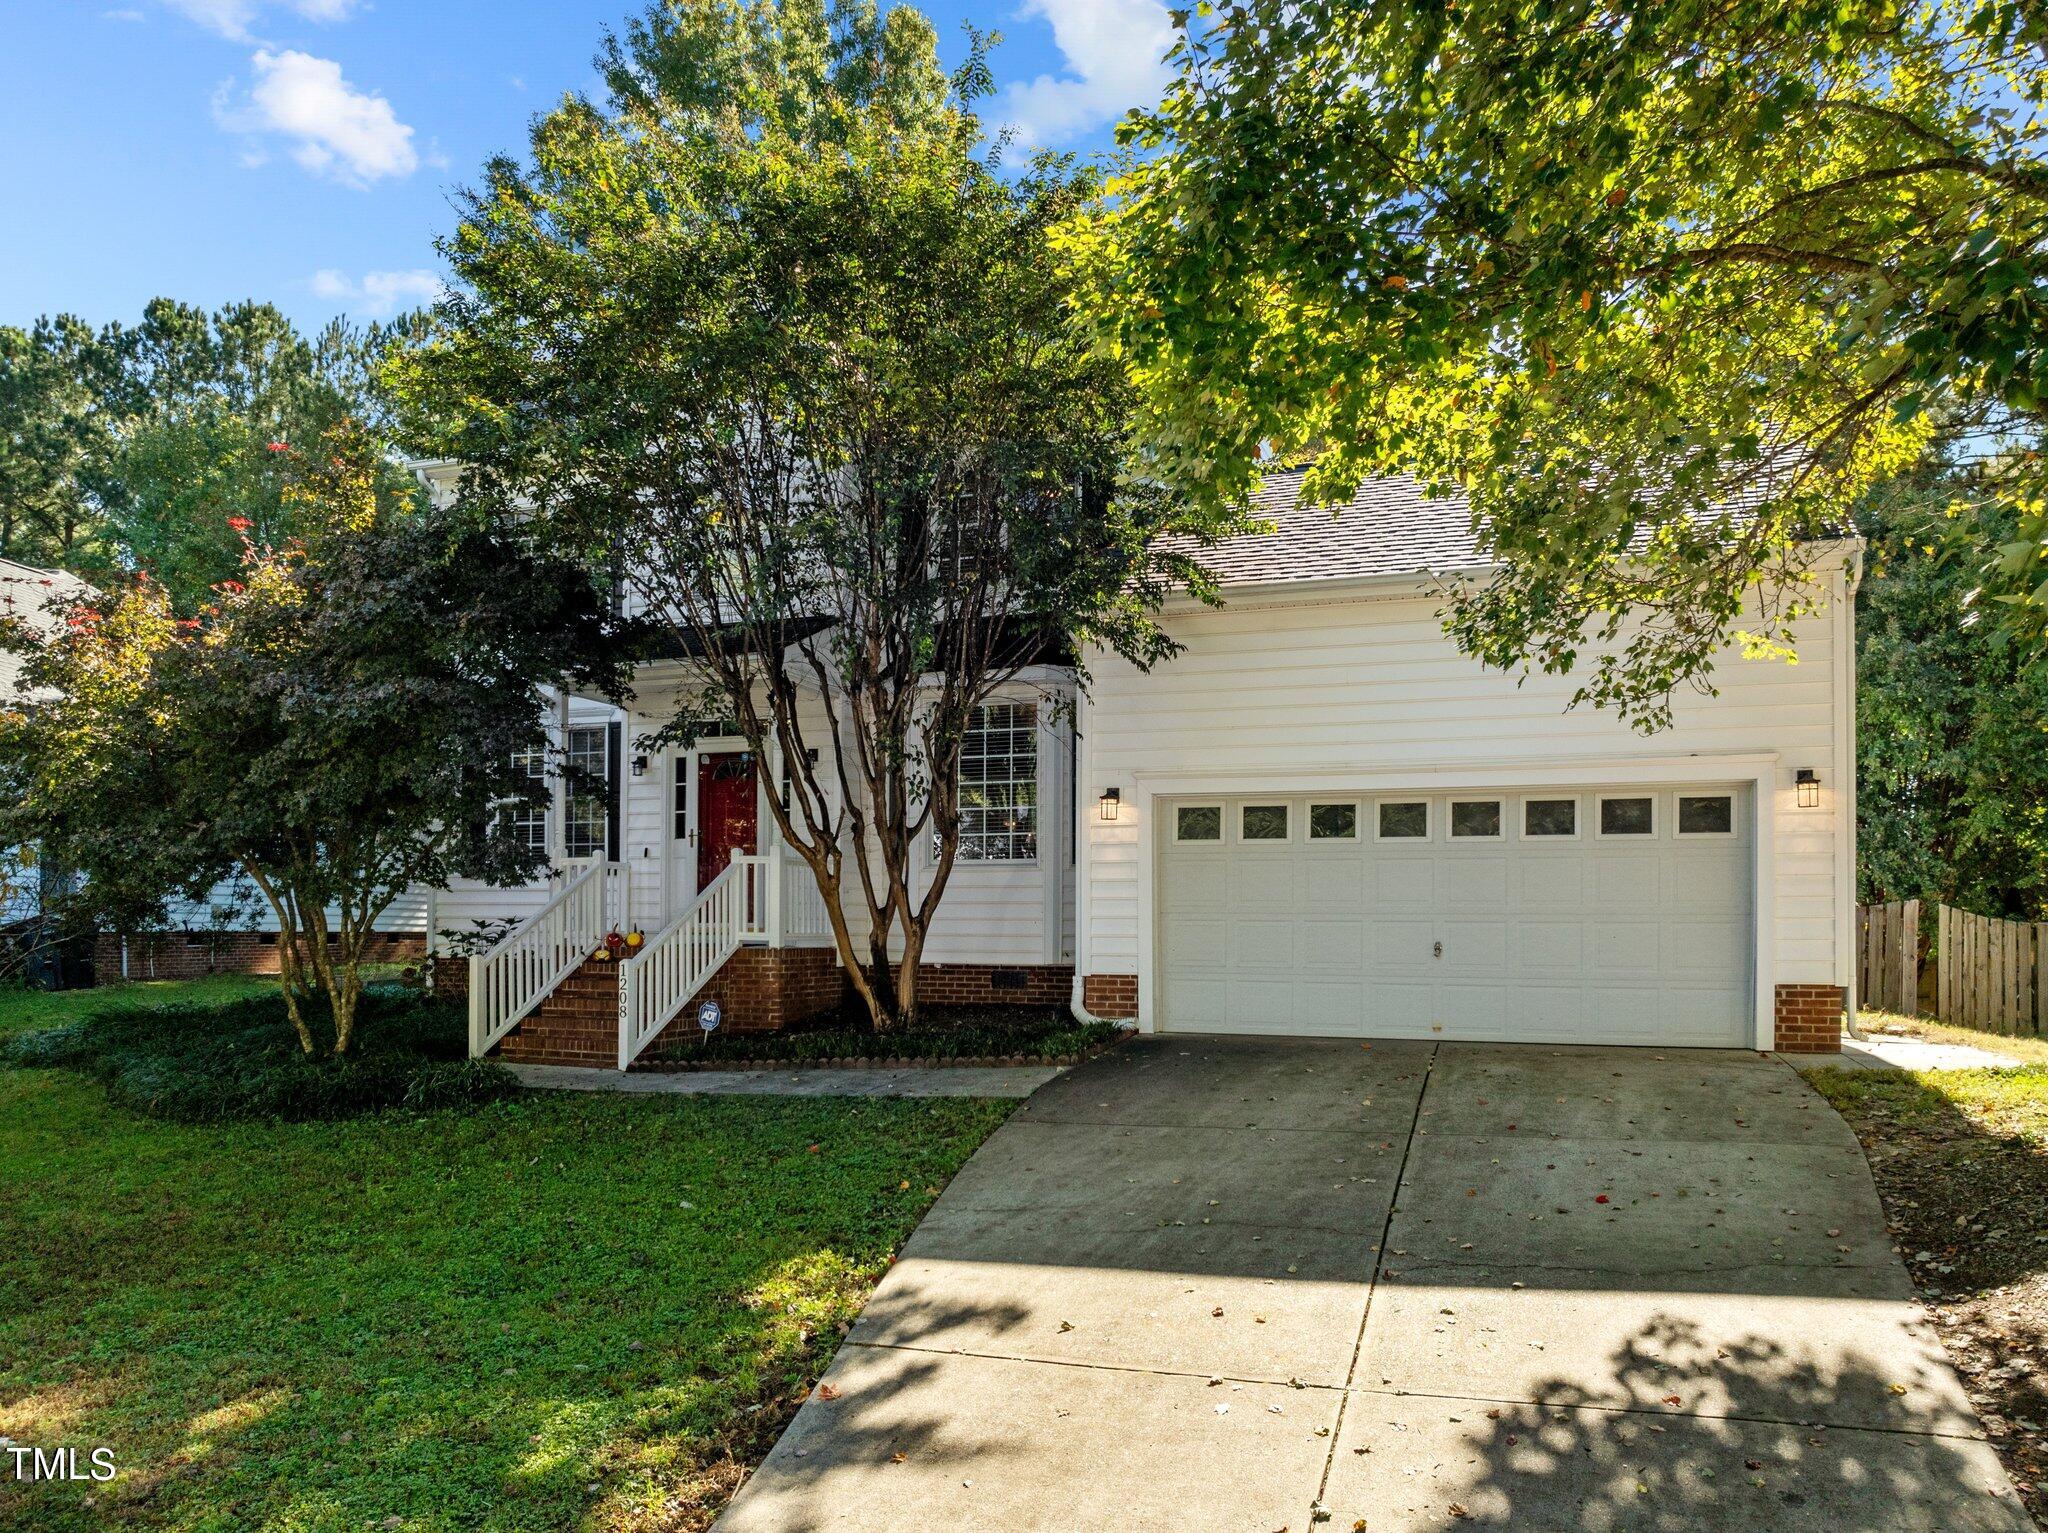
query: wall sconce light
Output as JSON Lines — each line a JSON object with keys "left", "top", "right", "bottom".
{"left": 1795, "top": 768, "right": 1820, "bottom": 809}
{"left": 1099, "top": 786, "right": 1121, "bottom": 822}
{"left": 631, "top": 754, "right": 649, "bottom": 777}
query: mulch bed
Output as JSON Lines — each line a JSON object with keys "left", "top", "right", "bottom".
{"left": 1815, "top": 1073, "right": 2048, "bottom": 1527}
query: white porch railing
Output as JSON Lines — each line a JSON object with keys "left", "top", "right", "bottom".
{"left": 783, "top": 855, "right": 835, "bottom": 945}
{"left": 467, "top": 861, "right": 627, "bottom": 1057}
{"left": 616, "top": 855, "right": 753, "bottom": 1070}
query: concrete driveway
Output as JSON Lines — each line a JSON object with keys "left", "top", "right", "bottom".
{"left": 715, "top": 1038, "right": 2028, "bottom": 1532}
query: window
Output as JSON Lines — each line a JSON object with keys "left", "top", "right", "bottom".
{"left": 1599, "top": 796, "right": 1655, "bottom": 837}
{"left": 958, "top": 702, "right": 1037, "bottom": 861}
{"left": 1175, "top": 804, "right": 1222, "bottom": 842}
{"left": 564, "top": 725, "right": 613, "bottom": 859}
{"left": 1308, "top": 802, "right": 1358, "bottom": 840}
{"left": 508, "top": 745, "right": 548, "bottom": 853}
{"left": 1377, "top": 801, "right": 1429, "bottom": 839}
{"left": 1241, "top": 804, "right": 1289, "bottom": 840}
{"left": 1524, "top": 798, "right": 1577, "bottom": 838}
{"left": 1450, "top": 799, "right": 1502, "bottom": 838}
{"left": 1677, "top": 793, "right": 1735, "bottom": 836}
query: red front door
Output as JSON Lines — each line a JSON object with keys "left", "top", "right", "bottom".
{"left": 696, "top": 751, "right": 759, "bottom": 891}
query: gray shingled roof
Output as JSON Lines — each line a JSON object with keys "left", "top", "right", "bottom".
{"left": 1169, "top": 469, "right": 1481, "bottom": 588}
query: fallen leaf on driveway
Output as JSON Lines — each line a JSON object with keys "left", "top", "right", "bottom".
{"left": 816, "top": 1384, "right": 841, "bottom": 1402}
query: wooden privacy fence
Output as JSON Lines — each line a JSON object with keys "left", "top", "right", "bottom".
{"left": 1856, "top": 899, "right": 2045, "bottom": 1035}
{"left": 1857, "top": 899, "right": 1922, "bottom": 1016}
{"left": 1937, "top": 904, "right": 2041, "bottom": 1036}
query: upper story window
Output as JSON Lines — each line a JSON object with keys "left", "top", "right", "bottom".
{"left": 957, "top": 701, "right": 1037, "bottom": 862}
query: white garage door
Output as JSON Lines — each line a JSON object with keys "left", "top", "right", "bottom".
{"left": 1156, "top": 787, "right": 1754, "bottom": 1047}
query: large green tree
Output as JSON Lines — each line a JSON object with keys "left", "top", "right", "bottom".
{"left": 1062, "top": 0, "right": 2047, "bottom": 727}
{"left": 397, "top": 0, "right": 1217, "bottom": 1029}
{"left": 1857, "top": 459, "right": 2048, "bottom": 918}
{"left": 0, "top": 300, "right": 425, "bottom": 603}
{"left": 0, "top": 421, "right": 632, "bottom": 1052}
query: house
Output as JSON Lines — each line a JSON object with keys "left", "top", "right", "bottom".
{"left": 1, "top": 559, "right": 92, "bottom": 938}
{"left": 0, "top": 558, "right": 429, "bottom": 980}
{"left": 426, "top": 465, "right": 1859, "bottom": 1067}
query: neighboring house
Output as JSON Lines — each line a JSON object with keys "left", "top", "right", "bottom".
{"left": 426, "top": 465, "right": 1859, "bottom": 1067}
{"left": 0, "top": 558, "right": 92, "bottom": 931}
{"left": 0, "top": 558, "right": 427, "bottom": 979}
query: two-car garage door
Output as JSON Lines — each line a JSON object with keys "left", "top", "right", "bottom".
{"left": 1155, "top": 786, "right": 1754, "bottom": 1047}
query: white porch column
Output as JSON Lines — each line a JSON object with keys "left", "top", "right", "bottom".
{"left": 548, "top": 685, "right": 570, "bottom": 868}
{"left": 766, "top": 736, "right": 785, "bottom": 947}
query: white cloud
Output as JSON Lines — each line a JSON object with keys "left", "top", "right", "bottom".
{"left": 217, "top": 49, "right": 417, "bottom": 186}
{"left": 999, "top": 0, "right": 1176, "bottom": 148}
{"left": 309, "top": 268, "right": 443, "bottom": 317}
{"left": 159, "top": 0, "right": 358, "bottom": 42}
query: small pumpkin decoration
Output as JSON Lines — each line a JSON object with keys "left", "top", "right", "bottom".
{"left": 604, "top": 929, "right": 628, "bottom": 960}
{"left": 625, "top": 930, "right": 645, "bottom": 950}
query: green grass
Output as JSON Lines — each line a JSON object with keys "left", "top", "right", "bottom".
{"left": 0, "top": 974, "right": 278, "bottom": 1041}
{"left": 0, "top": 982, "right": 1016, "bottom": 1532}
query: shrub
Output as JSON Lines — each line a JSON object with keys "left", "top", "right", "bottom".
{"left": 1, "top": 983, "right": 518, "bottom": 1121}
{"left": 654, "top": 1004, "right": 1123, "bottom": 1067}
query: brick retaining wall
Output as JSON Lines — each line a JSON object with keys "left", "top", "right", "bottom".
{"left": 1774, "top": 983, "right": 1846, "bottom": 1052}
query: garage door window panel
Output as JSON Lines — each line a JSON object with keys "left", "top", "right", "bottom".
{"left": 1376, "top": 800, "right": 1430, "bottom": 840}
{"left": 1677, "top": 794, "right": 1736, "bottom": 837}
{"left": 1598, "top": 796, "right": 1656, "bottom": 838}
{"left": 1240, "top": 804, "right": 1290, "bottom": 842}
{"left": 1450, "top": 799, "right": 1503, "bottom": 839}
{"left": 1174, "top": 804, "right": 1223, "bottom": 843}
{"left": 1308, "top": 802, "right": 1358, "bottom": 841}
{"left": 1524, "top": 798, "right": 1578, "bottom": 838}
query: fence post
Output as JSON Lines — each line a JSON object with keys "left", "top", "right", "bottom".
{"left": 1938, "top": 904, "right": 1951, "bottom": 1023}
{"left": 1892, "top": 896, "right": 1908, "bottom": 1015}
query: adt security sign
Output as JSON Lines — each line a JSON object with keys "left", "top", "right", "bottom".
{"left": 697, "top": 999, "right": 722, "bottom": 1033}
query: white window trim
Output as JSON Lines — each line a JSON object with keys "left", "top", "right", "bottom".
{"left": 1521, "top": 794, "right": 1582, "bottom": 841}
{"left": 1236, "top": 801, "right": 1293, "bottom": 844}
{"left": 956, "top": 700, "right": 1041, "bottom": 865}
{"left": 1595, "top": 793, "right": 1659, "bottom": 840}
{"left": 1171, "top": 801, "right": 1226, "bottom": 845}
{"left": 1305, "top": 799, "right": 1362, "bottom": 843}
{"left": 1674, "top": 792, "right": 1739, "bottom": 839}
{"left": 1448, "top": 797, "right": 1505, "bottom": 840}
{"left": 1372, "top": 797, "right": 1432, "bottom": 842}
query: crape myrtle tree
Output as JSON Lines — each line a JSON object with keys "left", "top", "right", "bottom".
{"left": 1060, "top": 0, "right": 2048, "bottom": 729}
{"left": 395, "top": 0, "right": 1218, "bottom": 1030}
{"left": 0, "top": 421, "right": 631, "bottom": 1054}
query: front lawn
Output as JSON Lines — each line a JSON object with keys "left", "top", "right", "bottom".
{"left": 0, "top": 974, "right": 278, "bottom": 1040}
{"left": 0, "top": 981, "right": 1014, "bottom": 1531}
{"left": 1807, "top": 1062, "right": 2048, "bottom": 1523}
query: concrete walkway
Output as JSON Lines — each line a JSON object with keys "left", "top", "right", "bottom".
{"left": 1785, "top": 1033, "right": 2026, "bottom": 1072}
{"left": 507, "top": 1061, "right": 1061, "bottom": 1098}
{"left": 714, "top": 1037, "right": 2026, "bottom": 1533}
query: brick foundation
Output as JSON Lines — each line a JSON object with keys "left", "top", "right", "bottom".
{"left": 1774, "top": 983, "right": 1846, "bottom": 1052}
{"left": 1082, "top": 973, "right": 1139, "bottom": 1020}
{"left": 650, "top": 946, "right": 849, "bottom": 1043}
{"left": 910, "top": 963, "right": 1074, "bottom": 1009}
{"left": 95, "top": 930, "right": 424, "bottom": 983}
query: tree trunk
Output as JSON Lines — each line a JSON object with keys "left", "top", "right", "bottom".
{"left": 865, "top": 933, "right": 902, "bottom": 1032}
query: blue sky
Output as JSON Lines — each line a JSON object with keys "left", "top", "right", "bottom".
{"left": 1, "top": 0, "right": 1174, "bottom": 333}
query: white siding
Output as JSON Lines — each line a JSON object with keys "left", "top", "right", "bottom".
{"left": 1080, "top": 566, "right": 1855, "bottom": 1002}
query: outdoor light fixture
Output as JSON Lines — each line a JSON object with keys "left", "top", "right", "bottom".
{"left": 1795, "top": 768, "right": 1820, "bottom": 809}
{"left": 631, "top": 754, "right": 649, "bottom": 777}
{"left": 1099, "top": 786, "right": 1121, "bottom": 821}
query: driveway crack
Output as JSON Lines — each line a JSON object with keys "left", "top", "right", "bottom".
{"left": 1311, "top": 1041, "right": 1438, "bottom": 1519}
